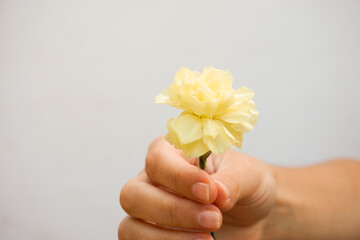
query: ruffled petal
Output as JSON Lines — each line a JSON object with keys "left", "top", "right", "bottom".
{"left": 166, "top": 116, "right": 209, "bottom": 158}
{"left": 220, "top": 99, "right": 259, "bottom": 131}
{"left": 165, "top": 118, "right": 182, "bottom": 150}
{"left": 231, "top": 122, "right": 254, "bottom": 133}
{"left": 214, "top": 91, "right": 235, "bottom": 116}
{"left": 174, "top": 67, "right": 199, "bottom": 83}
{"left": 155, "top": 66, "right": 238, "bottom": 118}
{"left": 181, "top": 139, "right": 209, "bottom": 158}
{"left": 229, "top": 87, "right": 255, "bottom": 110}
{"left": 155, "top": 86, "right": 171, "bottom": 104}
{"left": 188, "top": 95, "right": 219, "bottom": 117}
{"left": 202, "top": 118, "right": 221, "bottom": 139}
{"left": 172, "top": 112, "right": 203, "bottom": 144}
{"left": 219, "top": 120, "right": 243, "bottom": 148}
{"left": 217, "top": 109, "right": 251, "bottom": 123}
{"left": 202, "top": 66, "right": 233, "bottom": 91}
{"left": 203, "top": 120, "right": 235, "bottom": 154}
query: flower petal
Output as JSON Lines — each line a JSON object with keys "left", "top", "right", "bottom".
{"left": 172, "top": 112, "right": 203, "bottom": 144}
{"left": 230, "top": 87, "right": 255, "bottom": 109}
{"left": 221, "top": 99, "right": 259, "bottom": 131}
{"left": 181, "top": 139, "right": 209, "bottom": 158}
{"left": 214, "top": 91, "right": 235, "bottom": 116}
{"left": 165, "top": 118, "right": 182, "bottom": 148}
{"left": 155, "top": 86, "right": 171, "bottom": 104}
{"left": 219, "top": 120, "right": 243, "bottom": 148}
{"left": 188, "top": 95, "right": 219, "bottom": 117}
{"left": 202, "top": 66, "right": 233, "bottom": 91}
{"left": 166, "top": 116, "right": 208, "bottom": 158}
{"left": 217, "top": 109, "right": 251, "bottom": 123}
{"left": 202, "top": 118, "right": 221, "bottom": 139}
{"left": 231, "top": 122, "right": 253, "bottom": 132}
{"left": 203, "top": 120, "right": 235, "bottom": 154}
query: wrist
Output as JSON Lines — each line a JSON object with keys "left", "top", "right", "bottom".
{"left": 261, "top": 159, "right": 360, "bottom": 240}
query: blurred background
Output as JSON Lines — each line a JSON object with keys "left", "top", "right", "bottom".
{"left": 1, "top": 0, "right": 359, "bottom": 239}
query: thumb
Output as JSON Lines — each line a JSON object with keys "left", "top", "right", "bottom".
{"left": 209, "top": 151, "right": 264, "bottom": 212}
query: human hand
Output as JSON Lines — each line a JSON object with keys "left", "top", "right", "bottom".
{"left": 118, "top": 137, "right": 276, "bottom": 240}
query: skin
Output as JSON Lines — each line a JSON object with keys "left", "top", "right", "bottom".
{"left": 118, "top": 137, "right": 360, "bottom": 240}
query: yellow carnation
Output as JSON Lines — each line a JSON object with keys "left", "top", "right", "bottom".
{"left": 155, "top": 66, "right": 258, "bottom": 158}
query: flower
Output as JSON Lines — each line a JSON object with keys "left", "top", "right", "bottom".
{"left": 155, "top": 66, "right": 258, "bottom": 158}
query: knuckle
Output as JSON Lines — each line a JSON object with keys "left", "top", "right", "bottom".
{"left": 169, "top": 168, "right": 183, "bottom": 190}
{"left": 145, "top": 154, "right": 154, "bottom": 177}
{"left": 145, "top": 147, "right": 160, "bottom": 178}
{"left": 118, "top": 217, "right": 131, "bottom": 240}
{"left": 119, "top": 181, "right": 135, "bottom": 215}
{"left": 163, "top": 198, "right": 181, "bottom": 227}
{"left": 117, "top": 222, "right": 125, "bottom": 240}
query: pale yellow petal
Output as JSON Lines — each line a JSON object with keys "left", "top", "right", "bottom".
{"left": 217, "top": 110, "right": 251, "bottom": 123}
{"left": 187, "top": 92, "right": 219, "bottom": 117}
{"left": 203, "top": 120, "right": 235, "bottom": 154}
{"left": 155, "top": 87, "right": 171, "bottom": 104}
{"left": 219, "top": 120, "right": 243, "bottom": 148}
{"left": 230, "top": 100, "right": 259, "bottom": 132}
{"left": 248, "top": 100, "right": 259, "bottom": 125}
{"left": 166, "top": 118, "right": 182, "bottom": 150}
{"left": 231, "top": 122, "right": 255, "bottom": 133}
{"left": 181, "top": 139, "right": 209, "bottom": 158}
{"left": 214, "top": 91, "right": 235, "bottom": 115}
{"left": 172, "top": 112, "right": 203, "bottom": 144}
{"left": 166, "top": 116, "right": 208, "bottom": 158}
{"left": 202, "top": 118, "right": 221, "bottom": 139}
{"left": 202, "top": 66, "right": 233, "bottom": 91}
{"left": 155, "top": 85, "right": 183, "bottom": 109}
{"left": 174, "top": 67, "right": 197, "bottom": 83}
{"left": 235, "top": 87, "right": 254, "bottom": 101}
{"left": 234, "top": 132, "right": 243, "bottom": 149}
{"left": 215, "top": 120, "right": 236, "bottom": 141}
{"left": 230, "top": 87, "right": 255, "bottom": 109}
{"left": 194, "top": 82, "right": 217, "bottom": 100}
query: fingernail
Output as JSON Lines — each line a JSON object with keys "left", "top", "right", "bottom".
{"left": 198, "top": 211, "right": 221, "bottom": 229}
{"left": 192, "top": 183, "right": 209, "bottom": 202}
{"left": 193, "top": 238, "right": 208, "bottom": 240}
{"left": 215, "top": 180, "right": 230, "bottom": 201}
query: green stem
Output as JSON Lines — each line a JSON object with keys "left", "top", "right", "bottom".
{"left": 199, "top": 151, "right": 211, "bottom": 170}
{"left": 199, "top": 151, "right": 217, "bottom": 240}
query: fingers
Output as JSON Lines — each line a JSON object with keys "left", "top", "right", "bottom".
{"left": 118, "top": 216, "right": 213, "bottom": 240}
{"left": 210, "top": 151, "right": 265, "bottom": 211}
{"left": 120, "top": 172, "right": 222, "bottom": 232}
{"left": 145, "top": 137, "right": 217, "bottom": 204}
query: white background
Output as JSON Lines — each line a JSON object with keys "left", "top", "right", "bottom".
{"left": 1, "top": 0, "right": 359, "bottom": 239}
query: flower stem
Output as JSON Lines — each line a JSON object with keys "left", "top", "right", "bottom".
{"left": 199, "top": 151, "right": 217, "bottom": 240}
{"left": 199, "top": 151, "right": 211, "bottom": 170}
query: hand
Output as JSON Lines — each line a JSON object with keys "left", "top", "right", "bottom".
{"left": 118, "top": 137, "right": 276, "bottom": 240}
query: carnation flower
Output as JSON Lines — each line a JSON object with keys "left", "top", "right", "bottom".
{"left": 155, "top": 66, "right": 258, "bottom": 158}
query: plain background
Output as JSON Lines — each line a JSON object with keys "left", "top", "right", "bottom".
{"left": 1, "top": 0, "right": 359, "bottom": 239}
